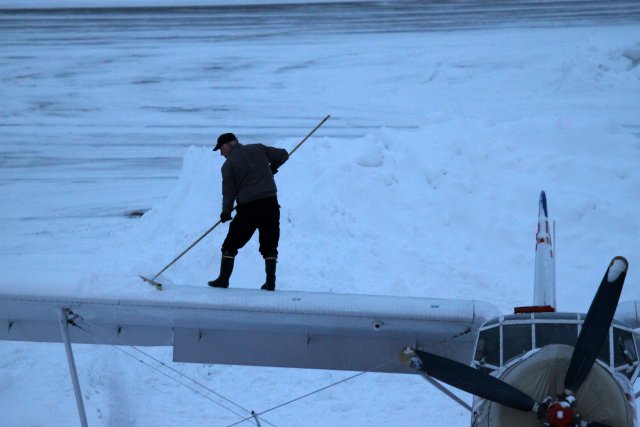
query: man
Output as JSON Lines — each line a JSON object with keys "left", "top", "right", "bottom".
{"left": 208, "top": 132, "right": 289, "bottom": 291}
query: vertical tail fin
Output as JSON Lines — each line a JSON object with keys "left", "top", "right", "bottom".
{"left": 533, "top": 191, "right": 556, "bottom": 309}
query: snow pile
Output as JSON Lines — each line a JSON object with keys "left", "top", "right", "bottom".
{"left": 82, "top": 114, "right": 639, "bottom": 311}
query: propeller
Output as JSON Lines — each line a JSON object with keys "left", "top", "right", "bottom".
{"left": 405, "top": 257, "right": 628, "bottom": 427}
{"left": 413, "top": 349, "right": 539, "bottom": 413}
{"left": 564, "top": 256, "right": 628, "bottom": 394}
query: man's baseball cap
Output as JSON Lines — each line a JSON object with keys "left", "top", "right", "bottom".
{"left": 213, "top": 133, "right": 237, "bottom": 151}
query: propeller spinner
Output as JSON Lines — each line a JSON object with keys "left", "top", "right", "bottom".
{"left": 403, "top": 256, "right": 628, "bottom": 427}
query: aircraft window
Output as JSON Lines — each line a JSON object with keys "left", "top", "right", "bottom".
{"left": 483, "top": 318, "right": 500, "bottom": 327}
{"left": 613, "top": 327, "right": 638, "bottom": 367}
{"left": 535, "top": 323, "right": 577, "bottom": 348}
{"left": 475, "top": 327, "right": 500, "bottom": 367}
{"left": 503, "top": 324, "right": 532, "bottom": 364}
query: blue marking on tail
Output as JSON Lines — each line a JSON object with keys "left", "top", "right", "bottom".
{"left": 540, "top": 191, "right": 548, "bottom": 217}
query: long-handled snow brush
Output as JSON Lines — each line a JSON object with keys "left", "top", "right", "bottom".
{"left": 138, "top": 213, "right": 233, "bottom": 290}
{"left": 139, "top": 114, "right": 331, "bottom": 290}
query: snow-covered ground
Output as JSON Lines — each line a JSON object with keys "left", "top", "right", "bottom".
{"left": 1, "top": 2, "right": 639, "bottom": 426}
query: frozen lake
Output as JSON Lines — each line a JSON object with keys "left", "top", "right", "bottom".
{"left": 1, "top": 1, "right": 639, "bottom": 268}
{"left": 0, "top": 1, "right": 640, "bottom": 266}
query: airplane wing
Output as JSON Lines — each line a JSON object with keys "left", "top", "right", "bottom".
{"left": 0, "top": 284, "right": 500, "bottom": 374}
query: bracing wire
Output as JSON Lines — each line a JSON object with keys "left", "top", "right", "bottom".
{"left": 77, "top": 316, "right": 254, "bottom": 415}
{"left": 224, "top": 359, "right": 394, "bottom": 427}
{"left": 70, "top": 312, "right": 278, "bottom": 427}
{"left": 102, "top": 340, "right": 248, "bottom": 419}
{"left": 71, "top": 310, "right": 393, "bottom": 427}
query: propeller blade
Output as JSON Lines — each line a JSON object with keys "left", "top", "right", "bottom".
{"left": 415, "top": 350, "right": 538, "bottom": 413}
{"left": 564, "top": 256, "right": 628, "bottom": 393}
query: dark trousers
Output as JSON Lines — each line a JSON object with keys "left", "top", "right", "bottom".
{"left": 221, "top": 196, "right": 280, "bottom": 258}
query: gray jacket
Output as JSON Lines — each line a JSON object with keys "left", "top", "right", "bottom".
{"left": 221, "top": 143, "right": 289, "bottom": 214}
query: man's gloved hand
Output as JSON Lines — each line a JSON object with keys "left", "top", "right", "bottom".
{"left": 270, "top": 165, "right": 278, "bottom": 175}
{"left": 220, "top": 212, "right": 233, "bottom": 223}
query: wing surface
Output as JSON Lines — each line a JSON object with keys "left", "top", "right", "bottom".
{"left": 0, "top": 286, "right": 500, "bottom": 373}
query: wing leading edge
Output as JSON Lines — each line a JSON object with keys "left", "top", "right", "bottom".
{"left": 0, "top": 286, "right": 500, "bottom": 373}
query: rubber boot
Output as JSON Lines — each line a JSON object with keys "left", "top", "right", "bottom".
{"left": 208, "top": 255, "right": 234, "bottom": 288}
{"left": 261, "top": 258, "right": 276, "bottom": 291}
